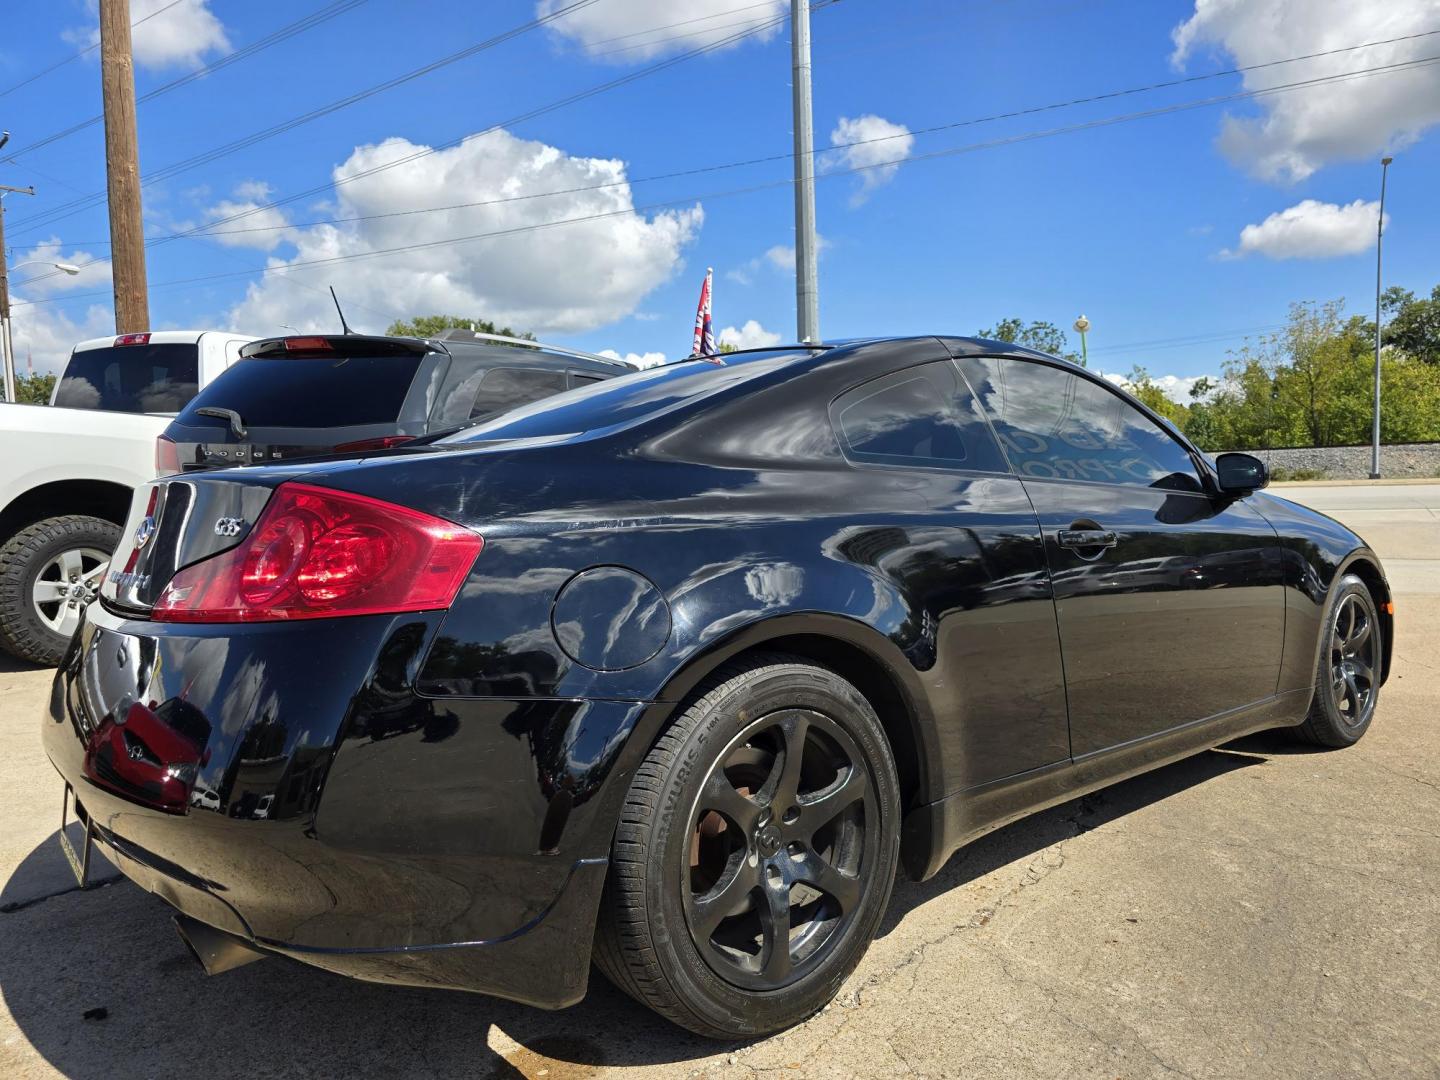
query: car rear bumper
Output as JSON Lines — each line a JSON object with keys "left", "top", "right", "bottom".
{"left": 43, "top": 602, "right": 664, "bottom": 1008}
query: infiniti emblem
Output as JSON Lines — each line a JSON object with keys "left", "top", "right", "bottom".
{"left": 133, "top": 515, "right": 156, "bottom": 549}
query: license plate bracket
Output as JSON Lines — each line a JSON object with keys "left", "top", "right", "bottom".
{"left": 59, "top": 784, "right": 95, "bottom": 888}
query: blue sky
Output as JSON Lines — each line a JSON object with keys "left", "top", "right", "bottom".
{"left": 3, "top": 0, "right": 1438, "bottom": 396}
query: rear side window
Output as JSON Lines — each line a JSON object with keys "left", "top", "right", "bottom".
{"left": 178, "top": 355, "right": 420, "bottom": 427}
{"left": 54, "top": 344, "right": 199, "bottom": 412}
{"left": 832, "top": 361, "right": 1006, "bottom": 472}
{"left": 957, "top": 356, "right": 1203, "bottom": 491}
{"left": 467, "top": 368, "right": 570, "bottom": 421}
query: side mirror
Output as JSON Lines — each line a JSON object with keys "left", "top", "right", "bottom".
{"left": 1214, "top": 452, "right": 1268, "bottom": 495}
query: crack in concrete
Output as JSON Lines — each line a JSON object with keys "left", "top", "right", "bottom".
{"left": 835, "top": 794, "right": 1104, "bottom": 1020}
{"left": 993, "top": 948, "right": 1201, "bottom": 1080}
{"left": 1366, "top": 758, "right": 1440, "bottom": 794}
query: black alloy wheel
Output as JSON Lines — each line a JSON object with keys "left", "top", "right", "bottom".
{"left": 684, "top": 708, "right": 875, "bottom": 991}
{"left": 1328, "top": 592, "right": 1377, "bottom": 727}
{"left": 594, "top": 655, "right": 900, "bottom": 1039}
{"left": 1294, "top": 573, "right": 1382, "bottom": 747}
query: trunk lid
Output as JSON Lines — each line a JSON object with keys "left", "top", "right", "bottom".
{"left": 100, "top": 473, "right": 286, "bottom": 614}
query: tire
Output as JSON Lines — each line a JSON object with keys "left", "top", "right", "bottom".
{"left": 0, "top": 515, "right": 119, "bottom": 666}
{"left": 1290, "top": 573, "right": 1382, "bottom": 748}
{"left": 594, "top": 653, "right": 901, "bottom": 1039}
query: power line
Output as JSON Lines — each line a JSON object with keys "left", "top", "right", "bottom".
{"left": 10, "top": 3, "right": 815, "bottom": 265}
{"left": 1, "top": 0, "right": 372, "bottom": 164}
{"left": 1090, "top": 324, "right": 1288, "bottom": 356}
{"left": 28, "top": 28, "right": 1440, "bottom": 252}
{"left": 7, "top": 0, "right": 606, "bottom": 235}
{"left": 0, "top": 0, "right": 187, "bottom": 100}
{"left": 16, "top": 50, "right": 1438, "bottom": 310}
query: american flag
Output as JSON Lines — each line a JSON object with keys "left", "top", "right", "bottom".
{"left": 690, "top": 267, "right": 715, "bottom": 356}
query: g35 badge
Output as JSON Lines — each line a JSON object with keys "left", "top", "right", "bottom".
{"left": 213, "top": 517, "right": 247, "bottom": 538}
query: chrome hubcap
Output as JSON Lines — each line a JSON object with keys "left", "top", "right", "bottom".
{"left": 1329, "top": 593, "right": 1376, "bottom": 727}
{"left": 683, "top": 709, "right": 874, "bottom": 991}
{"left": 31, "top": 547, "right": 109, "bottom": 638}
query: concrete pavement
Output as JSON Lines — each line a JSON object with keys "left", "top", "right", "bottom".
{"left": 1, "top": 482, "right": 1436, "bottom": 1079}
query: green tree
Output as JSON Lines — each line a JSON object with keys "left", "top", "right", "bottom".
{"left": 716, "top": 341, "right": 739, "bottom": 354}
{"left": 1176, "top": 298, "right": 1440, "bottom": 451}
{"left": 1381, "top": 283, "right": 1440, "bottom": 365}
{"left": 977, "top": 317, "right": 1083, "bottom": 365}
{"left": 1123, "top": 366, "right": 1189, "bottom": 428}
{"left": 15, "top": 372, "right": 56, "bottom": 405}
{"left": 385, "top": 314, "right": 533, "bottom": 340}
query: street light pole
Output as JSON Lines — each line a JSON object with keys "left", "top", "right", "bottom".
{"left": 791, "top": 0, "right": 820, "bottom": 344}
{"left": 0, "top": 258, "right": 80, "bottom": 402}
{"left": 1370, "top": 156, "right": 1393, "bottom": 480}
{"left": 1073, "top": 314, "right": 1091, "bottom": 367}
{"left": 0, "top": 157, "right": 40, "bottom": 403}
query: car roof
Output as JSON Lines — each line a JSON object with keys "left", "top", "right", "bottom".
{"left": 238, "top": 332, "right": 632, "bottom": 376}
{"left": 71, "top": 329, "right": 243, "bottom": 351}
{"left": 435, "top": 338, "right": 630, "bottom": 376}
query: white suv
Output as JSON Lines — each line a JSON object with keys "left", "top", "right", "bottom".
{"left": 0, "top": 330, "right": 254, "bottom": 664}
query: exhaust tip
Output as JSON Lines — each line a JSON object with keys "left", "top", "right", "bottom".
{"left": 172, "top": 913, "right": 267, "bottom": 976}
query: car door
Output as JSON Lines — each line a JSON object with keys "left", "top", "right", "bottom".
{"left": 956, "top": 355, "right": 1285, "bottom": 757}
{"left": 830, "top": 357, "right": 1070, "bottom": 787}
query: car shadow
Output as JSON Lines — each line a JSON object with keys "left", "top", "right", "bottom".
{"left": 0, "top": 746, "right": 1270, "bottom": 1077}
{"left": 876, "top": 744, "right": 1268, "bottom": 937}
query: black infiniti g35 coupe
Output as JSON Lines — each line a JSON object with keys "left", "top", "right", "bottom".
{"left": 44, "top": 336, "right": 1391, "bottom": 1038}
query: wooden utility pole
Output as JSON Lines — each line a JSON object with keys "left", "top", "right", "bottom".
{"left": 99, "top": 0, "right": 149, "bottom": 333}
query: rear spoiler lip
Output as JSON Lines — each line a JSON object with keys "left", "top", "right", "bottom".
{"left": 239, "top": 335, "right": 434, "bottom": 360}
{"left": 430, "top": 329, "right": 635, "bottom": 369}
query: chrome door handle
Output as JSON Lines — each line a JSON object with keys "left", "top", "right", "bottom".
{"left": 1058, "top": 529, "right": 1118, "bottom": 551}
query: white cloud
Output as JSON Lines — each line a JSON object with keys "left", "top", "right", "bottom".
{"left": 7, "top": 297, "right": 113, "bottom": 377}
{"left": 1104, "top": 371, "right": 1213, "bottom": 405}
{"left": 600, "top": 348, "right": 668, "bottom": 369}
{"left": 225, "top": 129, "right": 703, "bottom": 337}
{"left": 65, "top": 0, "right": 230, "bottom": 71}
{"left": 764, "top": 245, "right": 796, "bottom": 271}
{"left": 8, "top": 239, "right": 111, "bottom": 296}
{"left": 202, "top": 181, "right": 295, "bottom": 250}
{"left": 1171, "top": 0, "right": 1440, "bottom": 182}
{"left": 726, "top": 239, "right": 828, "bottom": 285}
{"left": 537, "top": 0, "right": 785, "bottom": 62}
{"left": 1224, "top": 199, "right": 1384, "bottom": 260}
{"left": 718, "top": 319, "right": 782, "bottom": 350}
{"left": 827, "top": 114, "right": 914, "bottom": 205}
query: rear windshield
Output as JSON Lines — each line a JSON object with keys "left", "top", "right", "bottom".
{"left": 443, "top": 349, "right": 818, "bottom": 443}
{"left": 177, "top": 355, "right": 420, "bottom": 428}
{"left": 54, "top": 343, "right": 199, "bottom": 412}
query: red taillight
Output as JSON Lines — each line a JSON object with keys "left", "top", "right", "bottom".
{"left": 156, "top": 434, "right": 181, "bottom": 476}
{"left": 332, "top": 435, "right": 415, "bottom": 453}
{"left": 153, "top": 483, "right": 482, "bottom": 623}
{"left": 115, "top": 333, "right": 151, "bottom": 346}
{"left": 282, "top": 336, "right": 333, "bottom": 352}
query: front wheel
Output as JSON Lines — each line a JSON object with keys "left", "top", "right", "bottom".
{"left": 1291, "top": 573, "right": 1382, "bottom": 748}
{"left": 594, "top": 654, "right": 901, "bottom": 1039}
{"left": 0, "top": 515, "right": 119, "bottom": 666}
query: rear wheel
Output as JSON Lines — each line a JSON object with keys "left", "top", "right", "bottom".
{"left": 594, "top": 655, "right": 900, "bottom": 1038}
{"left": 0, "top": 515, "right": 118, "bottom": 665}
{"left": 1291, "top": 573, "right": 1381, "bottom": 747}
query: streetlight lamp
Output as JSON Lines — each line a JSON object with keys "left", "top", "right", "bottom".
{"left": 1, "top": 261, "right": 81, "bottom": 402}
{"left": 1073, "top": 314, "right": 1091, "bottom": 367}
{"left": 1370, "top": 156, "right": 1393, "bottom": 480}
